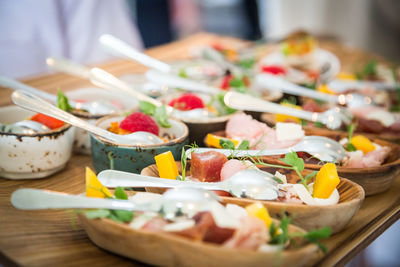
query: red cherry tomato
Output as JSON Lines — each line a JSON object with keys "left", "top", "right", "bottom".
{"left": 31, "top": 113, "right": 65, "bottom": 129}
{"left": 261, "top": 65, "right": 287, "bottom": 75}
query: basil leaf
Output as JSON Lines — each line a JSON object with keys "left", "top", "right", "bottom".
{"left": 219, "top": 139, "right": 236, "bottom": 150}
{"left": 114, "top": 187, "right": 128, "bottom": 200}
{"left": 139, "top": 101, "right": 156, "bottom": 115}
{"left": 85, "top": 209, "right": 110, "bottom": 219}
{"left": 57, "top": 89, "right": 73, "bottom": 112}
{"left": 237, "top": 140, "right": 250, "bottom": 150}
{"left": 282, "top": 152, "right": 304, "bottom": 172}
{"left": 155, "top": 105, "right": 171, "bottom": 128}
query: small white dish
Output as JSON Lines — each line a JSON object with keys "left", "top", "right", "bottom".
{"left": 0, "top": 105, "right": 75, "bottom": 179}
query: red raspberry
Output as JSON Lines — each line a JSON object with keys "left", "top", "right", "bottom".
{"left": 119, "top": 112, "right": 159, "bottom": 135}
{"left": 168, "top": 93, "right": 205, "bottom": 111}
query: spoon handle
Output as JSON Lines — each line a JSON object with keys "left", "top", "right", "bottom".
{"left": 11, "top": 90, "right": 122, "bottom": 143}
{"left": 0, "top": 76, "right": 57, "bottom": 103}
{"left": 187, "top": 147, "right": 290, "bottom": 158}
{"left": 98, "top": 170, "right": 223, "bottom": 191}
{"left": 46, "top": 57, "right": 91, "bottom": 79}
{"left": 224, "top": 92, "right": 325, "bottom": 123}
{"left": 256, "top": 74, "right": 338, "bottom": 103}
{"left": 99, "top": 34, "right": 171, "bottom": 73}
{"left": 11, "top": 188, "right": 147, "bottom": 211}
{"left": 146, "top": 69, "right": 223, "bottom": 95}
{"left": 89, "top": 68, "right": 162, "bottom": 107}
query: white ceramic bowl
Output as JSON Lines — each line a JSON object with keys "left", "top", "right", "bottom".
{"left": 0, "top": 105, "right": 75, "bottom": 179}
{"left": 66, "top": 88, "right": 139, "bottom": 154}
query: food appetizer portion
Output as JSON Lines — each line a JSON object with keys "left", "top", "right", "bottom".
{"left": 91, "top": 103, "right": 189, "bottom": 174}
{"left": 136, "top": 149, "right": 364, "bottom": 233}
{"left": 258, "top": 31, "right": 340, "bottom": 84}
{"left": 78, "top": 168, "right": 328, "bottom": 267}
{"left": 0, "top": 105, "right": 74, "bottom": 179}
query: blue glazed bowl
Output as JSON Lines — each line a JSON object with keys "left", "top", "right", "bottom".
{"left": 90, "top": 114, "right": 189, "bottom": 174}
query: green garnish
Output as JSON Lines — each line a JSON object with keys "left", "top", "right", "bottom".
{"left": 237, "top": 140, "right": 250, "bottom": 150}
{"left": 139, "top": 101, "right": 171, "bottom": 128}
{"left": 252, "top": 152, "right": 319, "bottom": 190}
{"left": 356, "top": 60, "right": 377, "bottom": 80}
{"left": 229, "top": 75, "right": 249, "bottom": 93}
{"left": 178, "top": 69, "right": 188, "bottom": 78}
{"left": 180, "top": 143, "right": 199, "bottom": 181}
{"left": 390, "top": 67, "right": 400, "bottom": 112}
{"left": 85, "top": 187, "right": 133, "bottom": 223}
{"left": 154, "top": 105, "right": 171, "bottom": 128}
{"left": 208, "top": 93, "right": 236, "bottom": 116}
{"left": 219, "top": 139, "right": 236, "bottom": 150}
{"left": 314, "top": 121, "right": 324, "bottom": 128}
{"left": 57, "top": 89, "right": 73, "bottom": 112}
{"left": 269, "top": 215, "right": 331, "bottom": 253}
{"left": 237, "top": 58, "right": 256, "bottom": 70}
{"left": 346, "top": 123, "right": 357, "bottom": 152}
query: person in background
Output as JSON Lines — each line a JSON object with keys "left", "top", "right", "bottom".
{"left": 0, "top": 0, "right": 142, "bottom": 79}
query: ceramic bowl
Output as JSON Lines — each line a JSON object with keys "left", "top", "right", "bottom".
{"left": 90, "top": 114, "right": 189, "bottom": 174}
{"left": 66, "top": 88, "right": 138, "bottom": 154}
{"left": 0, "top": 105, "right": 75, "bottom": 179}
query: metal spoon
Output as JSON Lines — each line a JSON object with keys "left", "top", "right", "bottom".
{"left": 224, "top": 91, "right": 352, "bottom": 130}
{"left": 0, "top": 74, "right": 117, "bottom": 115}
{"left": 11, "top": 90, "right": 164, "bottom": 146}
{"left": 89, "top": 68, "right": 216, "bottom": 120}
{"left": 145, "top": 69, "right": 223, "bottom": 95}
{"left": 99, "top": 34, "right": 171, "bottom": 73}
{"left": 189, "top": 135, "right": 345, "bottom": 162}
{"left": 98, "top": 169, "right": 279, "bottom": 201}
{"left": 10, "top": 187, "right": 219, "bottom": 219}
{"left": 328, "top": 79, "right": 399, "bottom": 92}
{"left": 255, "top": 74, "right": 374, "bottom": 108}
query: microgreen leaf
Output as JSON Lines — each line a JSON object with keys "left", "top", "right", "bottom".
{"left": 114, "top": 187, "right": 128, "bottom": 200}
{"left": 346, "top": 123, "right": 357, "bottom": 152}
{"left": 219, "top": 139, "right": 236, "bottom": 150}
{"left": 109, "top": 210, "right": 133, "bottom": 223}
{"left": 85, "top": 209, "right": 110, "bottom": 219}
{"left": 178, "top": 69, "right": 188, "bottom": 78}
{"left": 303, "top": 226, "right": 331, "bottom": 253}
{"left": 139, "top": 101, "right": 156, "bottom": 115}
{"left": 180, "top": 147, "right": 187, "bottom": 181}
{"left": 282, "top": 152, "right": 304, "bottom": 172}
{"left": 304, "top": 171, "right": 318, "bottom": 182}
{"left": 154, "top": 105, "right": 171, "bottom": 128}
{"left": 314, "top": 122, "right": 324, "bottom": 128}
{"left": 57, "top": 89, "right": 73, "bottom": 112}
{"left": 237, "top": 140, "right": 250, "bottom": 150}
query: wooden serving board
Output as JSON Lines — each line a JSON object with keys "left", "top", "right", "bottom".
{"left": 0, "top": 33, "right": 399, "bottom": 267}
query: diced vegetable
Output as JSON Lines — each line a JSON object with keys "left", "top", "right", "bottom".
{"left": 155, "top": 151, "right": 179, "bottom": 180}
{"left": 336, "top": 72, "right": 357, "bottom": 81}
{"left": 351, "top": 135, "right": 376, "bottom": 154}
{"left": 30, "top": 113, "right": 65, "bottom": 129}
{"left": 317, "top": 84, "right": 336, "bottom": 95}
{"left": 313, "top": 163, "right": 340, "bottom": 199}
{"left": 245, "top": 202, "right": 272, "bottom": 228}
{"left": 85, "top": 167, "right": 113, "bottom": 198}
{"left": 205, "top": 134, "right": 240, "bottom": 149}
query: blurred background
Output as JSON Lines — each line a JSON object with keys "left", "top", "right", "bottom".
{"left": 0, "top": 1, "right": 399, "bottom": 266}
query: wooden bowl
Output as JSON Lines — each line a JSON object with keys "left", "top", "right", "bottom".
{"left": 141, "top": 163, "right": 365, "bottom": 234}
{"left": 207, "top": 129, "right": 400, "bottom": 196}
{"left": 78, "top": 213, "right": 317, "bottom": 267}
{"left": 261, "top": 113, "right": 400, "bottom": 144}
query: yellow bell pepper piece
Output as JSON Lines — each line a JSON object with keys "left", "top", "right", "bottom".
{"left": 245, "top": 202, "right": 272, "bottom": 228}
{"left": 155, "top": 151, "right": 179, "bottom": 180}
{"left": 337, "top": 72, "right": 357, "bottom": 81}
{"left": 351, "top": 135, "right": 376, "bottom": 154}
{"left": 275, "top": 103, "right": 302, "bottom": 123}
{"left": 85, "top": 167, "right": 113, "bottom": 198}
{"left": 205, "top": 134, "right": 240, "bottom": 149}
{"left": 317, "top": 84, "right": 336, "bottom": 95}
{"left": 313, "top": 163, "right": 340, "bottom": 199}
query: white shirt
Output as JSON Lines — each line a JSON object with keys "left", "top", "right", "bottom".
{"left": 0, "top": 0, "right": 143, "bottom": 78}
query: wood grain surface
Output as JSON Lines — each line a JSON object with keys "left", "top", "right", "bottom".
{"left": 0, "top": 32, "right": 399, "bottom": 267}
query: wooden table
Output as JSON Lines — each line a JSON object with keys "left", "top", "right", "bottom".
{"left": 0, "top": 33, "right": 399, "bottom": 267}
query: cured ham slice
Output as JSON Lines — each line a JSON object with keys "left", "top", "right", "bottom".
{"left": 344, "top": 144, "right": 391, "bottom": 168}
{"left": 190, "top": 151, "right": 228, "bottom": 182}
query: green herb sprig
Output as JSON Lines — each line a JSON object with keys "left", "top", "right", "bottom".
{"left": 345, "top": 123, "right": 357, "bottom": 152}
{"left": 139, "top": 101, "right": 171, "bottom": 128}
{"left": 57, "top": 89, "right": 73, "bottom": 112}
{"left": 180, "top": 143, "right": 199, "bottom": 181}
